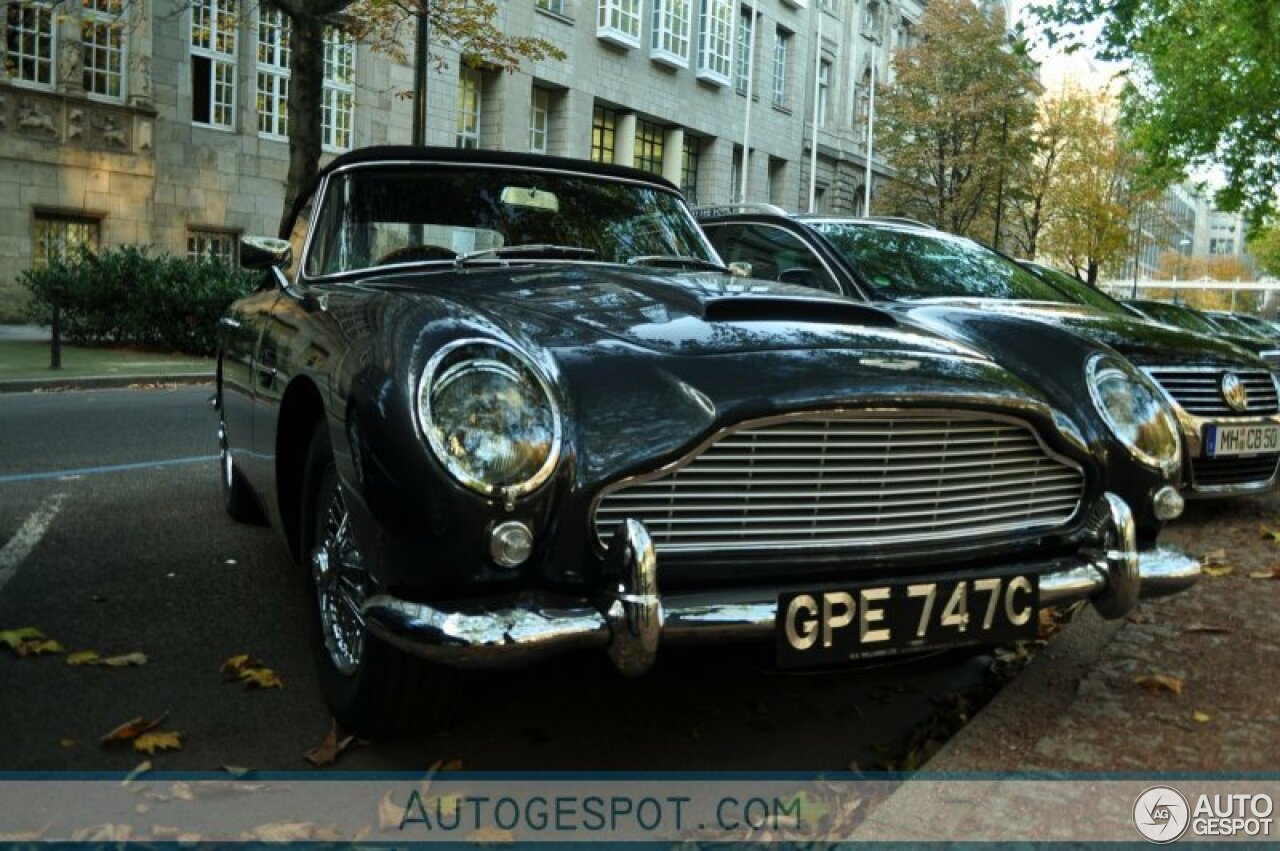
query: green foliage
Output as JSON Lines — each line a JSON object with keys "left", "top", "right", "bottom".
{"left": 1247, "top": 228, "right": 1280, "bottom": 279}
{"left": 20, "top": 246, "right": 258, "bottom": 356}
{"left": 1028, "top": 0, "right": 1279, "bottom": 228}
{"left": 877, "top": 0, "right": 1041, "bottom": 238}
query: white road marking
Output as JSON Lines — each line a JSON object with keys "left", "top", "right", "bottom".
{"left": 0, "top": 493, "right": 67, "bottom": 593}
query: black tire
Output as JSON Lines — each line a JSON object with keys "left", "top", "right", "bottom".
{"left": 218, "top": 403, "right": 265, "bottom": 524}
{"left": 300, "top": 421, "right": 459, "bottom": 737}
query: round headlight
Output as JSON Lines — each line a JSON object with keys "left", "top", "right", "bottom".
{"left": 1086, "top": 354, "right": 1181, "bottom": 474}
{"left": 418, "top": 339, "right": 562, "bottom": 499}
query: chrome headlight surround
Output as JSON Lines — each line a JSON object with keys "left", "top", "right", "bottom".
{"left": 416, "top": 338, "right": 563, "bottom": 501}
{"left": 1086, "top": 353, "right": 1181, "bottom": 476}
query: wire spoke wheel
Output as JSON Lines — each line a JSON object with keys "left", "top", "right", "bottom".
{"left": 310, "top": 479, "right": 369, "bottom": 676}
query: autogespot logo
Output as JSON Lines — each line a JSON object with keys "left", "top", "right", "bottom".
{"left": 1134, "top": 786, "right": 1191, "bottom": 843}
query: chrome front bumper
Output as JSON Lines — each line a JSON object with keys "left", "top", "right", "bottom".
{"left": 363, "top": 492, "right": 1199, "bottom": 676}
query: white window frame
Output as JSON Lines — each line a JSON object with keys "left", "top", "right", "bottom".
{"left": 256, "top": 8, "right": 289, "bottom": 139}
{"left": 529, "top": 87, "right": 550, "bottom": 153}
{"left": 734, "top": 6, "right": 754, "bottom": 95}
{"left": 81, "top": 0, "right": 126, "bottom": 101}
{"left": 772, "top": 29, "right": 789, "bottom": 108}
{"left": 190, "top": 0, "right": 238, "bottom": 129}
{"left": 696, "top": 0, "right": 733, "bottom": 86}
{"left": 536, "top": 0, "right": 566, "bottom": 13}
{"left": 455, "top": 66, "right": 481, "bottom": 149}
{"left": 597, "top": 0, "right": 641, "bottom": 48}
{"left": 817, "top": 59, "right": 830, "bottom": 127}
{"left": 321, "top": 26, "right": 355, "bottom": 152}
{"left": 186, "top": 227, "right": 240, "bottom": 263}
{"left": 650, "top": 0, "right": 690, "bottom": 68}
{"left": 5, "top": 1, "right": 56, "bottom": 90}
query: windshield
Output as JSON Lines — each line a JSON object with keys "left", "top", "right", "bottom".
{"left": 808, "top": 222, "right": 1079, "bottom": 303}
{"left": 304, "top": 164, "right": 715, "bottom": 278}
{"left": 1020, "top": 262, "right": 1131, "bottom": 317}
{"left": 1130, "top": 301, "right": 1221, "bottom": 334}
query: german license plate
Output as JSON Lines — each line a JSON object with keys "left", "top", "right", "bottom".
{"left": 776, "top": 575, "right": 1039, "bottom": 668}
{"left": 1204, "top": 424, "right": 1280, "bottom": 458}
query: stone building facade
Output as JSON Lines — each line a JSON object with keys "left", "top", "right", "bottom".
{"left": 0, "top": 0, "right": 929, "bottom": 316}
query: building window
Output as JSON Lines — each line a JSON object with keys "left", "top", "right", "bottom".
{"left": 187, "top": 228, "right": 239, "bottom": 263}
{"left": 455, "top": 66, "right": 481, "bottom": 149}
{"left": 634, "top": 120, "right": 664, "bottom": 175}
{"left": 598, "top": 0, "right": 641, "bottom": 48}
{"left": 191, "top": 0, "right": 238, "bottom": 128}
{"left": 772, "top": 29, "right": 789, "bottom": 108}
{"left": 82, "top": 0, "right": 126, "bottom": 100}
{"left": 650, "top": 0, "right": 690, "bottom": 67}
{"left": 681, "top": 136, "right": 700, "bottom": 204}
{"left": 529, "top": 87, "right": 549, "bottom": 153}
{"left": 734, "top": 6, "right": 754, "bottom": 95}
{"left": 817, "top": 59, "right": 830, "bottom": 127}
{"left": 321, "top": 27, "right": 355, "bottom": 151}
{"left": 33, "top": 213, "right": 100, "bottom": 266}
{"left": 256, "top": 8, "right": 290, "bottom": 138}
{"left": 5, "top": 1, "right": 55, "bottom": 88}
{"left": 696, "top": 0, "right": 732, "bottom": 85}
{"left": 591, "top": 105, "right": 616, "bottom": 163}
{"left": 536, "top": 0, "right": 565, "bottom": 13}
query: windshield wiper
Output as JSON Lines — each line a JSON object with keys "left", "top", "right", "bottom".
{"left": 626, "top": 255, "right": 730, "bottom": 273}
{"left": 456, "top": 244, "right": 597, "bottom": 266}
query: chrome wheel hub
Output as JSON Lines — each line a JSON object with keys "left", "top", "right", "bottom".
{"left": 311, "top": 484, "right": 368, "bottom": 676}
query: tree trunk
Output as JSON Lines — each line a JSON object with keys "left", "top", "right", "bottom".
{"left": 278, "top": 10, "right": 331, "bottom": 238}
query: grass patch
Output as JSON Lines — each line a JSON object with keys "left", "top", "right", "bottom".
{"left": 0, "top": 340, "right": 211, "bottom": 381}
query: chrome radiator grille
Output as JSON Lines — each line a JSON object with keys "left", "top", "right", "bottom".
{"left": 1143, "top": 367, "right": 1280, "bottom": 416}
{"left": 593, "top": 414, "right": 1086, "bottom": 554}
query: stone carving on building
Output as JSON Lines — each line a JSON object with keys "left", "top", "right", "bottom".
{"left": 17, "top": 99, "right": 59, "bottom": 138}
{"left": 69, "top": 108, "right": 84, "bottom": 140}
{"left": 95, "top": 114, "right": 130, "bottom": 149}
{"left": 58, "top": 36, "right": 83, "bottom": 95}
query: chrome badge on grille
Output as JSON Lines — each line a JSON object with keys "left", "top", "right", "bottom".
{"left": 1221, "top": 372, "right": 1249, "bottom": 412}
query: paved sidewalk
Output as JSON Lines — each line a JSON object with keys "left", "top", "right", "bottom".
{"left": 0, "top": 326, "right": 213, "bottom": 392}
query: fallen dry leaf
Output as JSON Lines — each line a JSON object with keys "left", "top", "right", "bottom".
{"left": 222, "top": 654, "right": 283, "bottom": 689}
{"left": 243, "top": 822, "right": 314, "bottom": 842}
{"left": 379, "top": 791, "right": 402, "bottom": 830}
{"left": 1202, "top": 565, "right": 1234, "bottom": 578}
{"left": 1133, "top": 673, "right": 1184, "bottom": 696}
{"left": 123, "top": 761, "right": 152, "bottom": 784}
{"left": 67, "top": 651, "right": 100, "bottom": 666}
{"left": 133, "top": 731, "right": 183, "bottom": 755}
{"left": 467, "top": 827, "right": 515, "bottom": 843}
{"left": 240, "top": 667, "right": 283, "bottom": 690}
{"left": 313, "top": 825, "right": 344, "bottom": 841}
{"left": 59, "top": 739, "right": 75, "bottom": 749}
{"left": 97, "top": 652, "right": 148, "bottom": 667}
{"left": 1200, "top": 548, "right": 1228, "bottom": 565}
{"left": 14, "top": 639, "right": 64, "bottom": 657}
{"left": 1183, "top": 623, "right": 1233, "bottom": 635}
{"left": 303, "top": 720, "right": 355, "bottom": 767}
{"left": 1248, "top": 566, "right": 1280, "bottom": 580}
{"left": 222, "top": 765, "right": 251, "bottom": 777}
{"left": 1261, "top": 526, "right": 1280, "bottom": 542}
{"left": 0, "top": 627, "right": 44, "bottom": 651}
{"left": 1193, "top": 711, "right": 1212, "bottom": 723}
{"left": 101, "top": 714, "right": 168, "bottom": 746}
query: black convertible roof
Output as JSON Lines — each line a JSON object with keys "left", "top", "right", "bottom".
{"left": 318, "top": 145, "right": 679, "bottom": 190}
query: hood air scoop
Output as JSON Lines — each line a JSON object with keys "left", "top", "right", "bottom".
{"left": 701, "top": 295, "right": 897, "bottom": 327}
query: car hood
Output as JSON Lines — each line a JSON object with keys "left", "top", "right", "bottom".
{"left": 892, "top": 298, "right": 1269, "bottom": 369}
{"left": 374, "top": 265, "right": 989, "bottom": 359}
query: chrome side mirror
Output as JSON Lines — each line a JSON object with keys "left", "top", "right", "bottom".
{"left": 240, "top": 236, "right": 293, "bottom": 270}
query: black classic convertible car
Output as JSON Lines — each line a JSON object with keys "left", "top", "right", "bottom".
{"left": 216, "top": 148, "right": 1197, "bottom": 734}
{"left": 698, "top": 210, "right": 1280, "bottom": 500}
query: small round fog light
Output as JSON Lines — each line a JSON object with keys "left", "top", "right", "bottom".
{"left": 490, "top": 520, "right": 534, "bottom": 568}
{"left": 1152, "top": 485, "right": 1185, "bottom": 522}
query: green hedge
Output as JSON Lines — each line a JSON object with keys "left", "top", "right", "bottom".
{"left": 20, "top": 246, "right": 260, "bottom": 356}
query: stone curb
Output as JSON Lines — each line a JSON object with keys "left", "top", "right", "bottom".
{"left": 0, "top": 372, "right": 214, "bottom": 393}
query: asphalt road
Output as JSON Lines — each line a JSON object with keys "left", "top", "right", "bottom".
{"left": 0, "top": 387, "right": 990, "bottom": 772}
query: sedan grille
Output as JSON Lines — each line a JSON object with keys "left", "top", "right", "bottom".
{"left": 1191, "top": 455, "right": 1280, "bottom": 489}
{"left": 1143, "top": 367, "right": 1279, "bottom": 416}
{"left": 593, "top": 414, "right": 1086, "bottom": 554}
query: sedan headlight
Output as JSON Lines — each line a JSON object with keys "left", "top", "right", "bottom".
{"left": 1086, "top": 353, "right": 1180, "bottom": 474}
{"left": 418, "top": 339, "right": 562, "bottom": 499}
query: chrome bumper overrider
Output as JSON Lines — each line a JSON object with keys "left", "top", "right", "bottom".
{"left": 363, "top": 493, "right": 1200, "bottom": 676}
